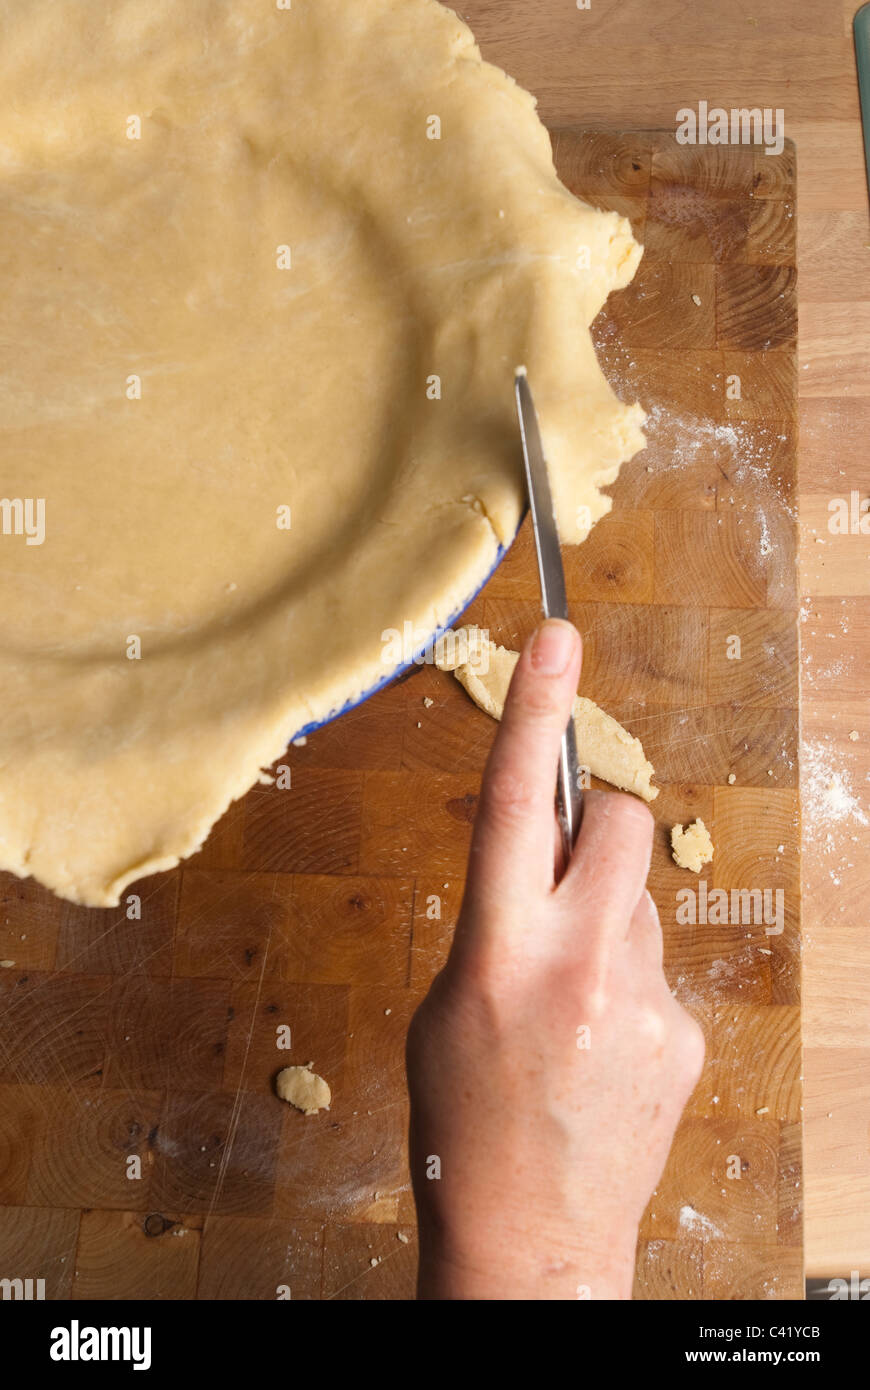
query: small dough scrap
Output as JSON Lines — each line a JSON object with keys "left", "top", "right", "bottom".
{"left": 436, "top": 626, "right": 658, "bottom": 802}
{"left": 671, "top": 819, "right": 714, "bottom": 873}
{"left": 275, "top": 1065, "right": 331, "bottom": 1116}
{"left": 432, "top": 626, "right": 491, "bottom": 673}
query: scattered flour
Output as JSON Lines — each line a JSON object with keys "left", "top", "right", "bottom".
{"left": 801, "top": 740, "right": 867, "bottom": 885}
{"left": 679, "top": 1205, "right": 723, "bottom": 1238}
{"left": 801, "top": 741, "right": 868, "bottom": 834}
{"left": 642, "top": 406, "right": 795, "bottom": 516}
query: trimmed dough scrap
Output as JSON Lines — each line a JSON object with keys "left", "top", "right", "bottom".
{"left": 0, "top": 0, "right": 645, "bottom": 905}
{"left": 275, "top": 1065, "right": 331, "bottom": 1116}
{"left": 671, "top": 820, "right": 714, "bottom": 873}
{"left": 435, "top": 626, "right": 658, "bottom": 803}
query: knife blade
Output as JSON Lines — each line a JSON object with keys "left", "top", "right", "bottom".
{"left": 514, "top": 368, "right": 584, "bottom": 862}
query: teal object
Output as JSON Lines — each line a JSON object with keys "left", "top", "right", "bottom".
{"left": 857, "top": 3, "right": 870, "bottom": 204}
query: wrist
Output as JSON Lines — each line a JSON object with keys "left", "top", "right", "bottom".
{"left": 415, "top": 1212, "right": 638, "bottom": 1301}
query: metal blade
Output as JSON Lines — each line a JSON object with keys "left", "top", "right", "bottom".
{"left": 514, "top": 369, "right": 569, "bottom": 621}
{"left": 514, "top": 368, "right": 584, "bottom": 858}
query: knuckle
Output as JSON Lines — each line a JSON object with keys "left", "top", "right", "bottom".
{"left": 610, "top": 791, "right": 655, "bottom": 836}
{"left": 511, "top": 681, "right": 565, "bottom": 725}
{"left": 481, "top": 766, "right": 538, "bottom": 827}
{"left": 440, "top": 951, "right": 520, "bottom": 1035}
{"left": 568, "top": 948, "right": 612, "bottom": 1019}
{"left": 636, "top": 1003, "right": 669, "bottom": 1046}
{"left": 673, "top": 1008, "right": 706, "bottom": 1078}
{"left": 578, "top": 983, "right": 611, "bottom": 1021}
{"left": 588, "top": 788, "right": 655, "bottom": 836}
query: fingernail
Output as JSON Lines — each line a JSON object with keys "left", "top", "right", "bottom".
{"left": 530, "top": 619, "right": 577, "bottom": 675}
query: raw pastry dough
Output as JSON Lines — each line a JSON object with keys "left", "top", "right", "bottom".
{"left": 671, "top": 820, "right": 714, "bottom": 873}
{"left": 436, "top": 627, "right": 658, "bottom": 802}
{"left": 0, "top": 0, "right": 645, "bottom": 905}
{"left": 275, "top": 1065, "right": 331, "bottom": 1116}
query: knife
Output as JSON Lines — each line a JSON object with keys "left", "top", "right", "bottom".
{"left": 514, "top": 368, "right": 584, "bottom": 865}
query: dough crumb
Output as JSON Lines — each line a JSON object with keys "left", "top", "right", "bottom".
{"left": 397, "top": 1232, "right": 410, "bottom": 1244}
{"left": 849, "top": 730, "right": 859, "bottom": 741}
{"left": 755, "top": 1106, "right": 769, "bottom": 1116}
{"left": 671, "top": 819, "right": 714, "bottom": 873}
{"left": 423, "top": 696, "right": 434, "bottom": 708}
{"left": 727, "top": 772, "right": 737, "bottom": 784}
{"left": 275, "top": 1064, "right": 331, "bottom": 1115}
{"left": 0, "top": 960, "right": 15, "bottom": 968}
{"left": 691, "top": 293, "right": 702, "bottom": 306}
{"left": 292, "top": 736, "right": 307, "bottom": 748}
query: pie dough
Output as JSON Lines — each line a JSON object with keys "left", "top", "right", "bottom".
{"left": 275, "top": 1065, "right": 331, "bottom": 1116}
{"left": 0, "top": 0, "right": 645, "bottom": 906}
{"left": 671, "top": 820, "right": 714, "bottom": 873}
{"left": 436, "top": 627, "right": 658, "bottom": 802}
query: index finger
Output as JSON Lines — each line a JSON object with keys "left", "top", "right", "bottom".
{"left": 462, "top": 619, "right": 582, "bottom": 919}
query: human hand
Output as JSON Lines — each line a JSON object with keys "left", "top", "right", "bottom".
{"left": 406, "top": 618, "right": 705, "bottom": 1299}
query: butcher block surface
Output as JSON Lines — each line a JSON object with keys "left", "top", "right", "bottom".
{"left": 0, "top": 131, "right": 800, "bottom": 1299}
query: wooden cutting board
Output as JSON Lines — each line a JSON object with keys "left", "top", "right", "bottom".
{"left": 0, "top": 130, "right": 799, "bottom": 1300}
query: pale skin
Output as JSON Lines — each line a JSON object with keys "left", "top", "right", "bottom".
{"left": 406, "top": 618, "right": 705, "bottom": 1300}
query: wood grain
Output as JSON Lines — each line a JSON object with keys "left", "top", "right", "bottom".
{"left": 456, "top": 8, "right": 870, "bottom": 1287}
{"left": 0, "top": 128, "right": 800, "bottom": 1299}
